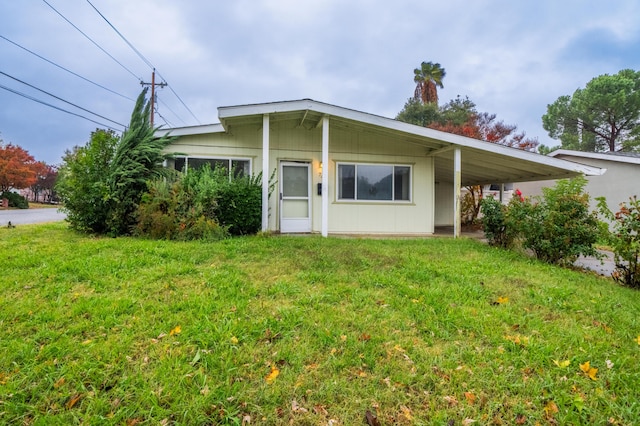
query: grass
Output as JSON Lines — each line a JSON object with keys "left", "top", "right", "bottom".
{"left": 1, "top": 223, "right": 639, "bottom": 425}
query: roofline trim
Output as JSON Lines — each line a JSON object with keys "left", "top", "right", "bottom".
{"left": 218, "top": 99, "right": 605, "bottom": 176}
{"left": 549, "top": 149, "right": 640, "bottom": 165}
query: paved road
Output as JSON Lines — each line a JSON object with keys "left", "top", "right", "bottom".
{"left": 0, "top": 208, "right": 67, "bottom": 226}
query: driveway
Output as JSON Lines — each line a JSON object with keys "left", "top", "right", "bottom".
{"left": 0, "top": 208, "right": 67, "bottom": 226}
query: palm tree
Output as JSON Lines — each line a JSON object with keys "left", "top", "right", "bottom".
{"left": 413, "top": 61, "right": 446, "bottom": 105}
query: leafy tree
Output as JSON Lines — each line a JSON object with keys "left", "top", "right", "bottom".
{"left": 397, "top": 95, "right": 539, "bottom": 224}
{"left": 29, "top": 162, "right": 58, "bottom": 203}
{"left": 57, "top": 88, "right": 175, "bottom": 235}
{"left": 395, "top": 98, "right": 440, "bottom": 127}
{"left": 0, "top": 141, "right": 38, "bottom": 191}
{"left": 542, "top": 69, "right": 640, "bottom": 152}
{"left": 56, "top": 130, "right": 119, "bottom": 233}
{"left": 413, "top": 61, "right": 446, "bottom": 105}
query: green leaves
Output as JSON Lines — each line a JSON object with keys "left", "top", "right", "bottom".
{"left": 542, "top": 69, "right": 640, "bottom": 152}
{"left": 57, "top": 89, "right": 175, "bottom": 236}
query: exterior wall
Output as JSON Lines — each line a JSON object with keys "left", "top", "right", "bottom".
{"left": 166, "top": 119, "right": 436, "bottom": 235}
{"left": 516, "top": 156, "right": 640, "bottom": 218}
{"left": 434, "top": 181, "right": 454, "bottom": 226}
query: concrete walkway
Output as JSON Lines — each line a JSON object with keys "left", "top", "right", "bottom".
{"left": 0, "top": 208, "right": 67, "bottom": 226}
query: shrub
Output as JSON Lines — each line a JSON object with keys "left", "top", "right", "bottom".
{"left": 135, "top": 171, "right": 228, "bottom": 242}
{"left": 508, "top": 176, "right": 601, "bottom": 265}
{"left": 56, "top": 89, "right": 174, "bottom": 236}
{"left": 597, "top": 196, "right": 640, "bottom": 288}
{"left": 1, "top": 191, "right": 29, "bottom": 209}
{"left": 215, "top": 173, "right": 263, "bottom": 235}
{"left": 480, "top": 196, "right": 513, "bottom": 248}
{"left": 56, "top": 129, "right": 117, "bottom": 233}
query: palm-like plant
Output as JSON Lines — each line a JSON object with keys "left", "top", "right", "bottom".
{"left": 413, "top": 61, "right": 446, "bottom": 105}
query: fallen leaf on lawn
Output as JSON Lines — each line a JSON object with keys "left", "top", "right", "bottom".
{"left": 330, "top": 348, "right": 337, "bottom": 355}
{"left": 496, "top": 296, "right": 509, "bottom": 304}
{"left": 265, "top": 364, "right": 280, "bottom": 384}
{"left": 359, "top": 333, "right": 371, "bottom": 341}
{"left": 242, "top": 415, "right": 251, "bottom": 425}
{"left": 291, "top": 399, "right": 308, "bottom": 413}
{"left": 200, "top": 385, "right": 209, "bottom": 396}
{"left": 399, "top": 405, "right": 413, "bottom": 421}
{"left": 635, "top": 335, "right": 640, "bottom": 345}
{"left": 462, "top": 419, "right": 476, "bottom": 426}
{"left": 230, "top": 336, "right": 239, "bottom": 345}
{"left": 82, "top": 339, "right": 92, "bottom": 345}
{"left": 157, "top": 332, "right": 167, "bottom": 339}
{"left": 544, "top": 400, "right": 558, "bottom": 416}
{"left": 553, "top": 359, "right": 571, "bottom": 368}
{"left": 515, "top": 414, "right": 526, "bottom": 424}
{"left": 393, "top": 345, "right": 405, "bottom": 353}
{"left": 169, "top": 325, "right": 181, "bottom": 336}
{"left": 606, "top": 360, "right": 614, "bottom": 369}
{"left": 579, "top": 361, "right": 598, "bottom": 380}
{"left": 54, "top": 377, "right": 66, "bottom": 389}
{"left": 314, "top": 405, "right": 329, "bottom": 416}
{"left": 66, "top": 393, "right": 82, "bottom": 409}
{"left": 464, "top": 391, "right": 476, "bottom": 405}
{"left": 443, "top": 395, "right": 458, "bottom": 406}
{"left": 365, "top": 409, "right": 381, "bottom": 426}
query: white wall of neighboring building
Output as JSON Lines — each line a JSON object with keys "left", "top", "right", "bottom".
{"left": 516, "top": 150, "right": 640, "bottom": 217}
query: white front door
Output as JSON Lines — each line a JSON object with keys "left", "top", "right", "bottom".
{"left": 280, "top": 162, "right": 311, "bottom": 233}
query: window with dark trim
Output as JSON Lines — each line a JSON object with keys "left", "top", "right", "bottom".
{"left": 337, "top": 163, "right": 411, "bottom": 202}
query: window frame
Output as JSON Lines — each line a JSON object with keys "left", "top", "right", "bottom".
{"left": 173, "top": 156, "right": 252, "bottom": 179}
{"left": 336, "top": 161, "right": 413, "bottom": 203}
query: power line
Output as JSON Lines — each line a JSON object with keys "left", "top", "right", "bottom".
{"left": 156, "top": 70, "right": 202, "bottom": 125}
{"left": 41, "top": 0, "right": 141, "bottom": 81}
{"left": 0, "top": 34, "right": 135, "bottom": 102}
{"left": 84, "top": 0, "right": 201, "bottom": 125}
{"left": 158, "top": 97, "right": 188, "bottom": 126}
{"left": 85, "top": 0, "right": 154, "bottom": 70}
{"left": 0, "top": 71, "right": 126, "bottom": 127}
{"left": 0, "top": 83, "right": 122, "bottom": 131}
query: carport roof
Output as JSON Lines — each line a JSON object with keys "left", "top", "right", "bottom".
{"left": 168, "top": 99, "right": 605, "bottom": 186}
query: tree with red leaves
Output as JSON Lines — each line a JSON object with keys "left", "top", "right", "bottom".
{"left": 0, "top": 141, "right": 38, "bottom": 192}
{"left": 29, "top": 161, "right": 58, "bottom": 203}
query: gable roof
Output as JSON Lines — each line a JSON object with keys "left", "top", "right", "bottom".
{"left": 167, "top": 99, "right": 605, "bottom": 186}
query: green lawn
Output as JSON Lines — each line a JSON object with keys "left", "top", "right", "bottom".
{"left": 1, "top": 223, "right": 639, "bottom": 425}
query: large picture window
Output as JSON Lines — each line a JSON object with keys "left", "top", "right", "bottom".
{"left": 174, "top": 157, "right": 251, "bottom": 178}
{"left": 337, "top": 163, "right": 411, "bottom": 202}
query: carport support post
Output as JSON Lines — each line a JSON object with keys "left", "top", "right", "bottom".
{"left": 453, "top": 148, "right": 461, "bottom": 238}
{"left": 262, "top": 114, "right": 270, "bottom": 232}
{"left": 321, "top": 116, "right": 329, "bottom": 237}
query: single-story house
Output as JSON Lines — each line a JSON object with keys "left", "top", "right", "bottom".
{"left": 162, "top": 99, "right": 603, "bottom": 237}
{"left": 516, "top": 149, "right": 640, "bottom": 217}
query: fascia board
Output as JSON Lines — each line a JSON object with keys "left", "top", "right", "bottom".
{"left": 549, "top": 149, "right": 640, "bottom": 165}
{"left": 217, "top": 99, "right": 605, "bottom": 176}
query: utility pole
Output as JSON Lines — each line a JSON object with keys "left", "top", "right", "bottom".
{"left": 140, "top": 68, "right": 167, "bottom": 127}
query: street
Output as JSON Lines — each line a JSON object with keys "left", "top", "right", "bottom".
{"left": 0, "top": 208, "right": 67, "bottom": 226}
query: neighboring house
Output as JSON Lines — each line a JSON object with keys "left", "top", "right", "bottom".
{"left": 162, "top": 99, "right": 602, "bottom": 237}
{"left": 516, "top": 150, "right": 640, "bottom": 217}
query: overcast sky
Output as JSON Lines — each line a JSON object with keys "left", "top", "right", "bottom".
{"left": 1, "top": 0, "right": 640, "bottom": 165}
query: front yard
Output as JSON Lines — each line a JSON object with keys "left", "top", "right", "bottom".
{"left": 1, "top": 223, "right": 639, "bottom": 424}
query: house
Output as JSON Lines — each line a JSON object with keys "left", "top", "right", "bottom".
{"left": 516, "top": 150, "right": 640, "bottom": 217}
{"left": 162, "top": 99, "right": 603, "bottom": 237}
